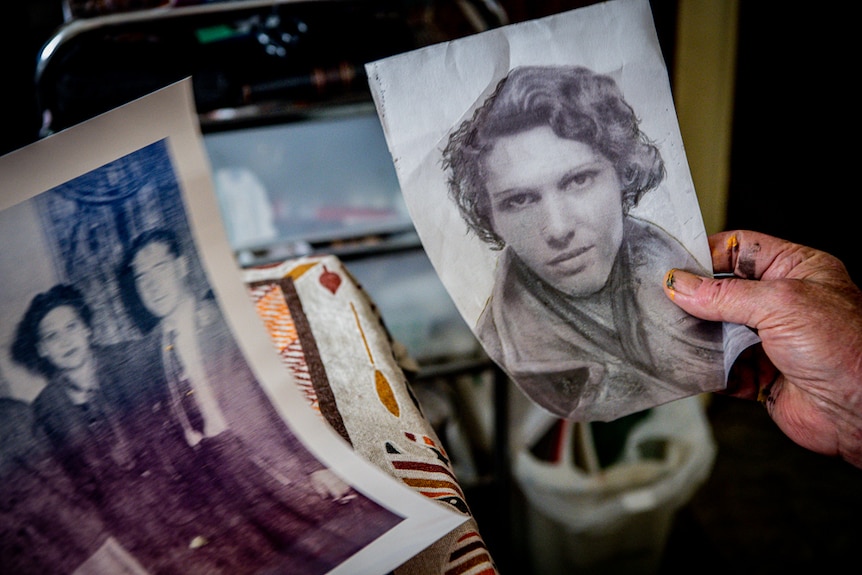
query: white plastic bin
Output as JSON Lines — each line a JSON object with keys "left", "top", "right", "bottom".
{"left": 513, "top": 395, "right": 716, "bottom": 574}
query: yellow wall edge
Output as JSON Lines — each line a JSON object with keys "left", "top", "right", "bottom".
{"left": 673, "top": 0, "right": 739, "bottom": 235}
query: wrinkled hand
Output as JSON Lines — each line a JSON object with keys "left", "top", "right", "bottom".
{"left": 663, "top": 230, "right": 862, "bottom": 469}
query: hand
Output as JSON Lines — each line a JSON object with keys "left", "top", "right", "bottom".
{"left": 663, "top": 230, "right": 862, "bottom": 469}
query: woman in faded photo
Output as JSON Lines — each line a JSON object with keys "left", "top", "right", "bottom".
{"left": 11, "top": 284, "right": 136, "bottom": 498}
{"left": 9, "top": 284, "right": 262, "bottom": 572}
{"left": 442, "top": 65, "right": 724, "bottom": 421}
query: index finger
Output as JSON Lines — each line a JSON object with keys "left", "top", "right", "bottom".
{"left": 708, "top": 230, "right": 813, "bottom": 280}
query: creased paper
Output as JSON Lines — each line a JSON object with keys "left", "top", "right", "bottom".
{"left": 367, "top": 0, "right": 759, "bottom": 422}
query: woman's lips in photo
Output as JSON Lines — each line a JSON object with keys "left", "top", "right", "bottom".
{"left": 546, "top": 244, "right": 594, "bottom": 267}
{"left": 62, "top": 346, "right": 80, "bottom": 359}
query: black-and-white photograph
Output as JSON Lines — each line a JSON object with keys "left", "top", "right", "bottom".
{"left": 441, "top": 64, "right": 724, "bottom": 419}
{"left": 368, "top": 0, "right": 730, "bottom": 421}
{"left": 0, "top": 139, "right": 402, "bottom": 574}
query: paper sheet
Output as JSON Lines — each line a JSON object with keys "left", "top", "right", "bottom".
{"left": 367, "top": 0, "right": 759, "bottom": 422}
{"left": 0, "top": 79, "right": 463, "bottom": 574}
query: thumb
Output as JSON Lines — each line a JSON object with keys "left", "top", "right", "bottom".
{"left": 663, "top": 268, "right": 773, "bottom": 329}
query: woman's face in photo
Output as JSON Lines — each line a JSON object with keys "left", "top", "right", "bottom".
{"left": 37, "top": 305, "right": 92, "bottom": 372}
{"left": 484, "top": 126, "right": 624, "bottom": 297}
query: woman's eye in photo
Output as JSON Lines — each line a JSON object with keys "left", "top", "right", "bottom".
{"left": 498, "top": 191, "right": 540, "bottom": 212}
{"left": 561, "top": 169, "right": 598, "bottom": 191}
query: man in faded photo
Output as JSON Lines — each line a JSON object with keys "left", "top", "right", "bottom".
{"left": 118, "top": 227, "right": 361, "bottom": 572}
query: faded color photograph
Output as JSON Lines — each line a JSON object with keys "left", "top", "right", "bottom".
{"left": 0, "top": 140, "right": 401, "bottom": 574}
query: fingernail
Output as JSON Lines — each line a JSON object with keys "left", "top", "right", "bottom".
{"left": 665, "top": 268, "right": 703, "bottom": 296}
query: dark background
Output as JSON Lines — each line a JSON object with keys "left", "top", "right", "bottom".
{"left": 724, "top": 2, "right": 856, "bottom": 283}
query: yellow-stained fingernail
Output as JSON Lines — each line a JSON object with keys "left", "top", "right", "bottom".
{"left": 664, "top": 268, "right": 703, "bottom": 296}
{"left": 664, "top": 269, "right": 677, "bottom": 300}
{"left": 726, "top": 234, "right": 738, "bottom": 252}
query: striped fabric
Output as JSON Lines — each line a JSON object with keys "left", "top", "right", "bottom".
{"left": 243, "top": 255, "right": 498, "bottom": 575}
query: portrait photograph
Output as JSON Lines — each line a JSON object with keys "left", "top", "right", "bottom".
{"left": 0, "top": 139, "right": 405, "bottom": 574}
{"left": 367, "top": 0, "right": 729, "bottom": 421}
{"left": 0, "top": 81, "right": 464, "bottom": 574}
